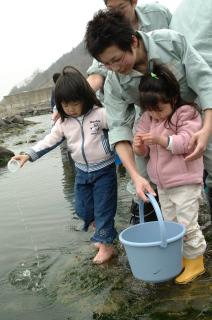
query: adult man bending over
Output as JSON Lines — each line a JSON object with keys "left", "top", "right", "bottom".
{"left": 84, "top": 10, "right": 212, "bottom": 202}
{"left": 87, "top": 1, "right": 172, "bottom": 222}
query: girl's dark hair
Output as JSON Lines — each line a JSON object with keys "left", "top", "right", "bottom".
{"left": 139, "top": 63, "right": 199, "bottom": 126}
{"left": 52, "top": 72, "right": 61, "bottom": 84}
{"left": 55, "top": 65, "right": 102, "bottom": 121}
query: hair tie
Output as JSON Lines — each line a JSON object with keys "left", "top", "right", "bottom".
{"left": 151, "top": 72, "right": 159, "bottom": 79}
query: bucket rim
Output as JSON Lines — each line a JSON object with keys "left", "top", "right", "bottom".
{"left": 119, "top": 221, "right": 186, "bottom": 248}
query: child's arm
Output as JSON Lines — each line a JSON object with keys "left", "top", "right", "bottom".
{"left": 140, "top": 133, "right": 169, "bottom": 148}
{"left": 21, "top": 120, "right": 65, "bottom": 163}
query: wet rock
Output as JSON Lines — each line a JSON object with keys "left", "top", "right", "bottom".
{"left": 0, "top": 146, "right": 14, "bottom": 166}
{"left": 19, "top": 107, "right": 34, "bottom": 116}
{"left": 52, "top": 200, "right": 212, "bottom": 320}
{"left": 0, "top": 118, "right": 8, "bottom": 127}
{"left": 4, "top": 115, "right": 25, "bottom": 124}
{"left": 204, "top": 224, "right": 212, "bottom": 244}
{"left": 19, "top": 106, "right": 50, "bottom": 117}
{"left": 2, "top": 118, "right": 13, "bottom": 125}
{"left": 56, "top": 246, "right": 212, "bottom": 319}
{"left": 0, "top": 115, "right": 36, "bottom": 139}
{"left": 10, "top": 115, "right": 25, "bottom": 124}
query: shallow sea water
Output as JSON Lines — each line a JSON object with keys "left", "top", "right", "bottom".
{"left": 0, "top": 114, "right": 211, "bottom": 320}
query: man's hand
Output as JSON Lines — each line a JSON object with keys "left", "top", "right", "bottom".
{"left": 133, "top": 174, "right": 156, "bottom": 202}
{"left": 51, "top": 111, "right": 60, "bottom": 124}
{"left": 115, "top": 140, "right": 155, "bottom": 201}
{"left": 185, "top": 128, "right": 211, "bottom": 161}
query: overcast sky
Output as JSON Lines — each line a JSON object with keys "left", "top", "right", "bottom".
{"left": 0, "top": 0, "right": 182, "bottom": 100}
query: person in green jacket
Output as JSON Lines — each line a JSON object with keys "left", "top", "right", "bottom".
{"left": 170, "top": 0, "right": 212, "bottom": 219}
{"left": 87, "top": 0, "right": 172, "bottom": 223}
{"left": 84, "top": 10, "right": 212, "bottom": 228}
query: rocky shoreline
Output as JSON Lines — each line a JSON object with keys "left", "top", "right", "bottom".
{"left": 0, "top": 107, "right": 50, "bottom": 166}
{"left": 0, "top": 105, "right": 50, "bottom": 128}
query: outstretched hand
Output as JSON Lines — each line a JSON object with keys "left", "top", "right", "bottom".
{"left": 12, "top": 154, "right": 30, "bottom": 168}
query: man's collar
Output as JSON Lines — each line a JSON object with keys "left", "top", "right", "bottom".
{"left": 118, "top": 69, "right": 142, "bottom": 85}
{"left": 136, "top": 31, "right": 160, "bottom": 62}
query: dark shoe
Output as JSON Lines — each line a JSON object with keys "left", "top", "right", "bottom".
{"left": 129, "top": 200, "right": 140, "bottom": 224}
{"left": 130, "top": 193, "right": 159, "bottom": 225}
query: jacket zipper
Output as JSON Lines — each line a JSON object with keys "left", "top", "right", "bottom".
{"left": 75, "top": 117, "right": 89, "bottom": 170}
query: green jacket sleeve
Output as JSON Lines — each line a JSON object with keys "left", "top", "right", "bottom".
{"left": 170, "top": 0, "right": 212, "bottom": 68}
{"left": 87, "top": 58, "right": 108, "bottom": 78}
{"left": 173, "top": 32, "right": 212, "bottom": 110}
{"left": 137, "top": 3, "right": 172, "bottom": 32}
{"left": 104, "top": 72, "right": 136, "bottom": 145}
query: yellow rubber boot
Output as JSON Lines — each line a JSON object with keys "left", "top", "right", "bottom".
{"left": 175, "top": 256, "right": 205, "bottom": 284}
{"left": 182, "top": 256, "right": 186, "bottom": 269}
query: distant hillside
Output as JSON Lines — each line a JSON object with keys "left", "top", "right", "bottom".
{"left": 9, "top": 41, "right": 92, "bottom": 95}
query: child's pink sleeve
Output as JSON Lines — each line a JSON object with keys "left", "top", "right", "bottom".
{"left": 135, "top": 112, "right": 151, "bottom": 133}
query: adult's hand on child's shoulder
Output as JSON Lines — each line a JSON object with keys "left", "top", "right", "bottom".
{"left": 12, "top": 154, "right": 30, "bottom": 167}
{"left": 51, "top": 111, "right": 60, "bottom": 124}
{"left": 185, "top": 128, "right": 209, "bottom": 161}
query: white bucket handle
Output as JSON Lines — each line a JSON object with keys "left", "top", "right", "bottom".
{"left": 139, "top": 193, "right": 167, "bottom": 248}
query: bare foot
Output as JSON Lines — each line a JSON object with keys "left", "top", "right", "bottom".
{"left": 93, "top": 244, "right": 116, "bottom": 264}
{"left": 91, "top": 221, "right": 96, "bottom": 231}
{"left": 92, "top": 242, "right": 101, "bottom": 249}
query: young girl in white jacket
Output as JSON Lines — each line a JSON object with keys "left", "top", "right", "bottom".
{"left": 12, "top": 66, "right": 117, "bottom": 264}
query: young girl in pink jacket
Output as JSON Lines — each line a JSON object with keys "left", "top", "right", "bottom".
{"left": 133, "top": 63, "right": 206, "bottom": 284}
{"left": 12, "top": 66, "right": 117, "bottom": 264}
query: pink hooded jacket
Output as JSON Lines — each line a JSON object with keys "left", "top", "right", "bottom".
{"left": 136, "top": 105, "right": 203, "bottom": 189}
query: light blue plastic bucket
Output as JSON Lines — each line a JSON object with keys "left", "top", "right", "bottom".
{"left": 119, "top": 193, "right": 186, "bottom": 283}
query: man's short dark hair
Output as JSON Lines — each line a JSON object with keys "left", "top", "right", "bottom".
{"left": 85, "top": 9, "right": 135, "bottom": 60}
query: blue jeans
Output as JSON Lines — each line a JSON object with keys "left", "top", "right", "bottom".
{"left": 74, "top": 163, "right": 117, "bottom": 244}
